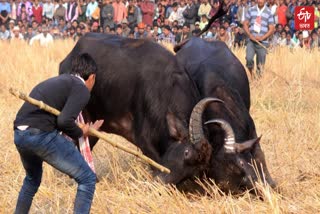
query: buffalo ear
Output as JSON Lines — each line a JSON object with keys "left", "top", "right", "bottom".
{"left": 166, "top": 113, "right": 188, "bottom": 141}
{"left": 235, "top": 137, "right": 261, "bottom": 153}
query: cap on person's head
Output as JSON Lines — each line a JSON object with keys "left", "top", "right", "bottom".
{"left": 93, "top": 22, "right": 99, "bottom": 27}
{"left": 164, "top": 25, "right": 171, "bottom": 31}
{"left": 230, "top": 23, "right": 237, "bottom": 27}
{"left": 122, "top": 18, "right": 128, "bottom": 25}
{"left": 195, "top": 21, "right": 200, "bottom": 26}
{"left": 302, "top": 30, "right": 309, "bottom": 38}
{"left": 9, "top": 20, "right": 15, "bottom": 24}
{"left": 13, "top": 26, "right": 20, "bottom": 31}
{"left": 138, "top": 22, "right": 145, "bottom": 29}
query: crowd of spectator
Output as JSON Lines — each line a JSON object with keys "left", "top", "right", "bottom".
{"left": 0, "top": 0, "right": 319, "bottom": 50}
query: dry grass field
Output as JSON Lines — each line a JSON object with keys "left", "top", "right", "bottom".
{"left": 0, "top": 40, "right": 319, "bottom": 214}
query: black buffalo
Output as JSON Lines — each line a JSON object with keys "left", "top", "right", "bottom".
{"left": 175, "top": 37, "right": 276, "bottom": 193}
{"left": 59, "top": 33, "right": 223, "bottom": 184}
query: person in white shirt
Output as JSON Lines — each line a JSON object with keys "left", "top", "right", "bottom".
{"left": 30, "top": 26, "right": 53, "bottom": 46}
{"left": 43, "top": 0, "right": 55, "bottom": 19}
{"left": 168, "top": 2, "right": 184, "bottom": 26}
{"left": 86, "top": 0, "right": 98, "bottom": 20}
{"left": 0, "top": 23, "right": 10, "bottom": 40}
{"left": 11, "top": 26, "right": 24, "bottom": 41}
{"left": 198, "top": 0, "right": 212, "bottom": 19}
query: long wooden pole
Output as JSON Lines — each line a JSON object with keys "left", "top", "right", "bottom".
{"left": 9, "top": 87, "right": 171, "bottom": 174}
{"left": 255, "top": 40, "right": 269, "bottom": 53}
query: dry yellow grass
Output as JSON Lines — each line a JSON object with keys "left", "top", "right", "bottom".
{"left": 0, "top": 40, "right": 319, "bottom": 214}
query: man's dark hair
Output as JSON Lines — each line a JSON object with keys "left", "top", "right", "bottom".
{"left": 71, "top": 53, "right": 98, "bottom": 80}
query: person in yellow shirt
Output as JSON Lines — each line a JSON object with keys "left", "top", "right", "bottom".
{"left": 199, "top": 14, "right": 208, "bottom": 30}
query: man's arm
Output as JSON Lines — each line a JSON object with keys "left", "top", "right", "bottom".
{"left": 258, "top": 12, "right": 276, "bottom": 41}
{"left": 242, "top": 19, "right": 255, "bottom": 41}
{"left": 57, "top": 83, "right": 90, "bottom": 139}
{"left": 242, "top": 8, "right": 256, "bottom": 41}
{"left": 259, "top": 24, "right": 275, "bottom": 41}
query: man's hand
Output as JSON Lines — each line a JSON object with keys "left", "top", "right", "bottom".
{"left": 90, "top": 120, "right": 104, "bottom": 130}
{"left": 79, "top": 123, "right": 90, "bottom": 138}
{"left": 254, "top": 36, "right": 265, "bottom": 41}
{"left": 79, "top": 120, "right": 104, "bottom": 138}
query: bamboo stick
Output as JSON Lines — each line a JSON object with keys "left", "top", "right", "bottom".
{"left": 255, "top": 40, "right": 269, "bottom": 53}
{"left": 9, "top": 87, "right": 171, "bottom": 174}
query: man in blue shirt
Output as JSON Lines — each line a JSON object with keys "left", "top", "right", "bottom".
{"left": 243, "top": 0, "right": 275, "bottom": 78}
{"left": 0, "top": 0, "right": 11, "bottom": 25}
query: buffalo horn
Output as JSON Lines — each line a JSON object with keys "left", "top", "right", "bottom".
{"left": 205, "top": 119, "right": 236, "bottom": 153}
{"left": 189, "top": 98, "right": 224, "bottom": 144}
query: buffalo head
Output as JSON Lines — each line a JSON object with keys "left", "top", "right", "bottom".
{"left": 205, "top": 119, "right": 276, "bottom": 194}
{"left": 156, "top": 98, "right": 223, "bottom": 184}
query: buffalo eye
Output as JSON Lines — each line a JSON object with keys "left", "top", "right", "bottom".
{"left": 239, "top": 160, "right": 245, "bottom": 168}
{"left": 184, "top": 149, "right": 189, "bottom": 158}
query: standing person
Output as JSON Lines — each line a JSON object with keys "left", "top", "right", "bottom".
{"left": 0, "top": 0, "right": 11, "bottom": 25}
{"left": 17, "top": 0, "right": 32, "bottom": 22}
{"left": 101, "top": 0, "right": 114, "bottom": 29}
{"left": 243, "top": 0, "right": 275, "bottom": 78}
{"left": 198, "top": 0, "right": 211, "bottom": 20}
{"left": 65, "top": 0, "right": 78, "bottom": 23}
{"left": 237, "top": 0, "right": 249, "bottom": 25}
{"left": 10, "top": 0, "right": 17, "bottom": 22}
{"left": 139, "top": 0, "right": 155, "bottom": 27}
{"left": 86, "top": 0, "right": 98, "bottom": 21}
{"left": 13, "top": 53, "right": 104, "bottom": 214}
{"left": 276, "top": 0, "right": 287, "bottom": 27}
{"left": 183, "top": 0, "right": 197, "bottom": 31}
{"left": 43, "top": 0, "right": 55, "bottom": 20}
{"left": 32, "top": 0, "right": 43, "bottom": 24}
{"left": 127, "top": 0, "right": 138, "bottom": 30}
{"left": 77, "top": 0, "right": 87, "bottom": 23}
{"left": 112, "top": 0, "right": 127, "bottom": 25}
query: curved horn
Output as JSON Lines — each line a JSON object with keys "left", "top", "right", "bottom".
{"left": 205, "top": 119, "right": 236, "bottom": 153}
{"left": 189, "top": 98, "right": 224, "bottom": 144}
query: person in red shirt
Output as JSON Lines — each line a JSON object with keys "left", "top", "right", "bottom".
{"left": 140, "top": 0, "right": 155, "bottom": 27}
{"left": 32, "top": 0, "right": 43, "bottom": 24}
{"left": 276, "top": 0, "right": 287, "bottom": 27}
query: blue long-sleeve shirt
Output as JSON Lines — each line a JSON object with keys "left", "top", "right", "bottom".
{"left": 0, "top": 2, "right": 11, "bottom": 14}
